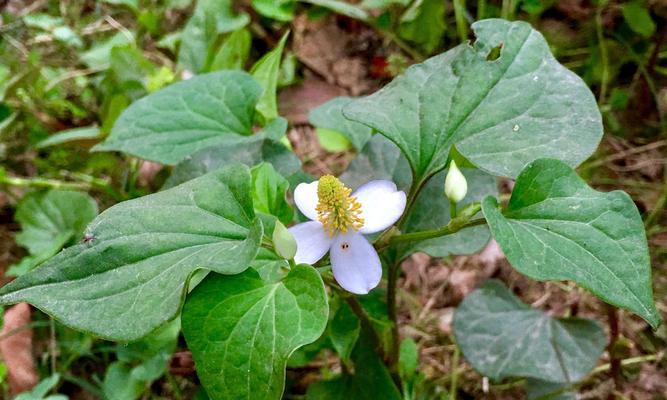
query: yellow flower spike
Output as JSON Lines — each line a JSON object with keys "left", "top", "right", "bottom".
{"left": 316, "top": 175, "right": 364, "bottom": 236}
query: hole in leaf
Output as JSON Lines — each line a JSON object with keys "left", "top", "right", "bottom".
{"left": 486, "top": 43, "right": 503, "bottom": 61}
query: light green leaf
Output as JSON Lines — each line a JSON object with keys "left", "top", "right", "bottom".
{"left": 316, "top": 128, "right": 352, "bottom": 153}
{"left": 102, "top": 0, "right": 139, "bottom": 10}
{"left": 398, "top": 0, "right": 445, "bottom": 53}
{"left": 209, "top": 28, "right": 251, "bottom": 71}
{"left": 94, "top": 71, "right": 263, "bottom": 164}
{"left": 182, "top": 264, "right": 328, "bottom": 400}
{"left": 165, "top": 118, "right": 301, "bottom": 187}
{"left": 109, "top": 44, "right": 157, "bottom": 96}
{"left": 80, "top": 32, "right": 135, "bottom": 69}
{"left": 251, "top": 163, "right": 294, "bottom": 224}
{"left": 15, "top": 374, "right": 64, "bottom": 400}
{"left": 15, "top": 190, "right": 98, "bottom": 257}
{"left": 309, "top": 97, "right": 372, "bottom": 151}
{"left": 453, "top": 280, "right": 606, "bottom": 383}
{"left": 622, "top": 2, "right": 656, "bottom": 38}
{"left": 400, "top": 167, "right": 497, "bottom": 260}
{"left": 252, "top": 0, "right": 296, "bottom": 21}
{"left": 23, "top": 14, "right": 63, "bottom": 30}
{"left": 301, "top": 0, "right": 369, "bottom": 21}
{"left": 481, "top": 159, "right": 661, "bottom": 328}
{"left": 272, "top": 221, "right": 297, "bottom": 260}
{"left": 306, "top": 327, "right": 401, "bottom": 400}
{"left": 103, "top": 362, "right": 145, "bottom": 400}
{"left": 36, "top": 126, "right": 102, "bottom": 148}
{"left": 251, "top": 33, "right": 289, "bottom": 122}
{"left": 178, "top": 0, "right": 249, "bottom": 73}
{"left": 398, "top": 338, "right": 418, "bottom": 380}
{"left": 344, "top": 19, "right": 602, "bottom": 182}
{"left": 52, "top": 26, "right": 83, "bottom": 48}
{"left": 0, "top": 166, "right": 263, "bottom": 340}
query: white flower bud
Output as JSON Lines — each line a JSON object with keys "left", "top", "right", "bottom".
{"left": 272, "top": 221, "right": 297, "bottom": 260}
{"left": 444, "top": 160, "right": 468, "bottom": 203}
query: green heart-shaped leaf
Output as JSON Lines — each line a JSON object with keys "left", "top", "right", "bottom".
{"left": 0, "top": 165, "right": 262, "bottom": 340}
{"left": 182, "top": 264, "right": 328, "bottom": 400}
{"left": 454, "top": 280, "right": 606, "bottom": 382}
{"left": 164, "top": 118, "right": 301, "bottom": 188}
{"left": 94, "top": 71, "right": 262, "bottom": 165}
{"left": 482, "top": 159, "right": 661, "bottom": 328}
{"left": 344, "top": 19, "right": 602, "bottom": 182}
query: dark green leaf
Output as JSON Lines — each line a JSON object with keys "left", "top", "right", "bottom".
{"left": 482, "top": 158, "right": 661, "bottom": 328}
{"left": 306, "top": 327, "right": 401, "bottom": 400}
{"left": 95, "top": 71, "right": 263, "bottom": 164}
{"left": 453, "top": 280, "right": 606, "bottom": 382}
{"left": 309, "top": 97, "right": 373, "bottom": 151}
{"left": 182, "top": 264, "right": 328, "bottom": 400}
{"left": 0, "top": 166, "right": 262, "bottom": 340}
{"left": 165, "top": 118, "right": 301, "bottom": 187}
{"left": 339, "top": 135, "right": 412, "bottom": 192}
{"left": 344, "top": 19, "right": 602, "bottom": 181}
{"left": 525, "top": 379, "right": 576, "bottom": 400}
{"left": 328, "top": 301, "right": 360, "bottom": 361}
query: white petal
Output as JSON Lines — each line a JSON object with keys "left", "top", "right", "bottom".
{"left": 353, "top": 180, "right": 407, "bottom": 234}
{"left": 293, "top": 181, "right": 319, "bottom": 221}
{"left": 289, "top": 221, "right": 332, "bottom": 264}
{"left": 330, "top": 231, "right": 382, "bottom": 294}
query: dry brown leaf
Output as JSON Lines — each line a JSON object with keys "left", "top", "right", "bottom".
{"left": 0, "top": 302, "right": 38, "bottom": 395}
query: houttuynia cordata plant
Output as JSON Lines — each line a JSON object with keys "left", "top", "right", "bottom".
{"left": 0, "top": 19, "right": 661, "bottom": 399}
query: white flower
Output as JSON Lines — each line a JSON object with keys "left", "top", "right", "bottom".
{"left": 289, "top": 175, "right": 407, "bottom": 294}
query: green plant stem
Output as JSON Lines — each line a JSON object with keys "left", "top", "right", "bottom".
{"left": 591, "top": 353, "right": 662, "bottom": 375}
{"left": 389, "top": 218, "right": 486, "bottom": 246}
{"left": 345, "top": 294, "right": 388, "bottom": 362}
{"left": 477, "top": 0, "right": 487, "bottom": 19}
{"left": 0, "top": 172, "right": 123, "bottom": 200}
{"left": 453, "top": 0, "right": 469, "bottom": 43}
{"left": 449, "top": 199, "right": 457, "bottom": 219}
{"left": 450, "top": 342, "right": 460, "bottom": 400}
{"left": 0, "top": 175, "right": 91, "bottom": 191}
{"left": 322, "top": 273, "right": 387, "bottom": 361}
{"left": 606, "top": 304, "right": 622, "bottom": 395}
{"left": 49, "top": 317, "right": 57, "bottom": 375}
{"left": 395, "top": 176, "right": 429, "bottom": 230}
{"left": 386, "top": 259, "right": 401, "bottom": 370}
{"left": 596, "top": 1, "right": 609, "bottom": 104}
{"left": 644, "top": 171, "right": 667, "bottom": 228}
